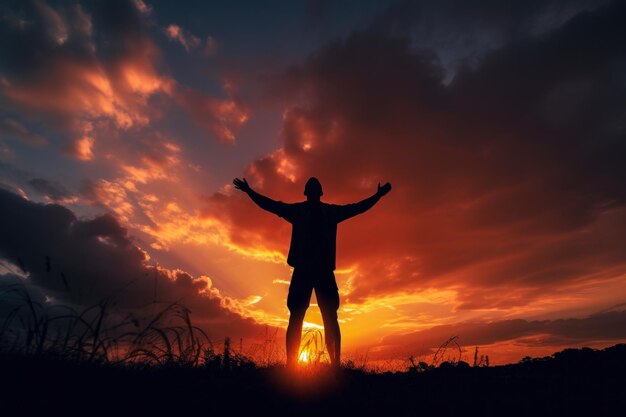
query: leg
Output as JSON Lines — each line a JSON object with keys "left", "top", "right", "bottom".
{"left": 320, "top": 304, "right": 341, "bottom": 367}
{"left": 286, "top": 308, "right": 306, "bottom": 368}
{"left": 316, "top": 271, "right": 341, "bottom": 368}
{"left": 286, "top": 268, "right": 313, "bottom": 368}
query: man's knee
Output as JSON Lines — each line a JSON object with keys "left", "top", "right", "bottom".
{"left": 287, "top": 283, "right": 312, "bottom": 313}
{"left": 317, "top": 290, "right": 340, "bottom": 315}
{"left": 320, "top": 306, "right": 338, "bottom": 322}
{"left": 288, "top": 309, "right": 307, "bottom": 323}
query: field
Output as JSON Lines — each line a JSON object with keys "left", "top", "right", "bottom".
{"left": 2, "top": 344, "right": 625, "bottom": 416}
{"left": 1, "top": 285, "right": 625, "bottom": 416}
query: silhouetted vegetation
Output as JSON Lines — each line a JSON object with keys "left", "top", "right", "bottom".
{"left": 0, "top": 281, "right": 212, "bottom": 365}
{"left": 2, "top": 342, "right": 625, "bottom": 416}
{"left": 2, "top": 265, "right": 625, "bottom": 415}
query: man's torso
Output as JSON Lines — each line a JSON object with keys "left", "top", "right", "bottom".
{"left": 285, "top": 201, "right": 339, "bottom": 270}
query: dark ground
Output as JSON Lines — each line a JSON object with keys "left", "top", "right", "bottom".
{"left": 2, "top": 344, "right": 625, "bottom": 417}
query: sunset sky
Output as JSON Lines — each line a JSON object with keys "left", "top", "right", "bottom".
{"left": 1, "top": 0, "right": 626, "bottom": 366}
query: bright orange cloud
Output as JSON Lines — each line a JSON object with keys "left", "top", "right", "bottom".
{"left": 0, "top": 0, "right": 248, "bottom": 159}
{"left": 191, "top": 20, "right": 626, "bottom": 362}
{"left": 0, "top": 187, "right": 274, "bottom": 346}
{"left": 175, "top": 87, "right": 250, "bottom": 143}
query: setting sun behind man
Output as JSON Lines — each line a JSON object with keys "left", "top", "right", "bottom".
{"left": 233, "top": 176, "right": 391, "bottom": 369}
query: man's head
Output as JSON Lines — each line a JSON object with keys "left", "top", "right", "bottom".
{"left": 304, "top": 177, "right": 323, "bottom": 199}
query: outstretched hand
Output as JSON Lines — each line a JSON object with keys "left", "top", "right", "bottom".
{"left": 233, "top": 177, "right": 251, "bottom": 193}
{"left": 377, "top": 182, "right": 392, "bottom": 197}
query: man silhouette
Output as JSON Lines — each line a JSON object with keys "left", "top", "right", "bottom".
{"left": 233, "top": 176, "right": 391, "bottom": 369}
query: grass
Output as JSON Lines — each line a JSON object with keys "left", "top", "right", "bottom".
{"left": 2, "top": 263, "right": 626, "bottom": 415}
{"left": 1, "top": 342, "right": 625, "bottom": 416}
{"left": 298, "top": 328, "right": 327, "bottom": 364}
{"left": 0, "top": 281, "right": 214, "bottom": 366}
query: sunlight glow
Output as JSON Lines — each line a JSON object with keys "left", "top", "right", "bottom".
{"left": 298, "top": 350, "right": 309, "bottom": 363}
{"left": 302, "top": 321, "right": 324, "bottom": 330}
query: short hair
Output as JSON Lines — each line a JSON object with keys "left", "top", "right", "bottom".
{"left": 304, "top": 177, "right": 323, "bottom": 197}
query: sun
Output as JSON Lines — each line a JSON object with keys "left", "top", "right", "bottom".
{"left": 298, "top": 350, "right": 310, "bottom": 363}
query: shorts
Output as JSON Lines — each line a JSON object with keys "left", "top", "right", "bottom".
{"left": 287, "top": 268, "right": 340, "bottom": 313}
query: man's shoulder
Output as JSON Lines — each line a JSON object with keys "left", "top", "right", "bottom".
{"left": 282, "top": 201, "right": 307, "bottom": 214}
{"left": 310, "top": 202, "right": 340, "bottom": 209}
{"left": 290, "top": 201, "right": 341, "bottom": 211}
{"left": 275, "top": 200, "right": 305, "bottom": 208}
{"left": 290, "top": 201, "right": 339, "bottom": 212}
{"left": 322, "top": 202, "right": 343, "bottom": 211}
{"left": 291, "top": 201, "right": 307, "bottom": 208}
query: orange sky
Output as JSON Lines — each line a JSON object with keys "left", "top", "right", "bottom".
{"left": 1, "top": 0, "right": 626, "bottom": 368}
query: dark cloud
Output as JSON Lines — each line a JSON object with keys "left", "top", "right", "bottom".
{"left": 372, "top": 0, "right": 611, "bottom": 35}
{"left": 0, "top": 161, "right": 33, "bottom": 193}
{"left": 0, "top": 187, "right": 267, "bottom": 340}
{"left": 201, "top": 1, "right": 626, "bottom": 306}
{"left": 369, "top": 0, "right": 613, "bottom": 78}
{"left": 28, "top": 178, "right": 75, "bottom": 203}
{"left": 378, "top": 309, "right": 626, "bottom": 356}
{"left": 0, "top": 118, "right": 46, "bottom": 146}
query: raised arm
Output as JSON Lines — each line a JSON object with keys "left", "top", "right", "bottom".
{"left": 233, "top": 177, "right": 290, "bottom": 218}
{"left": 335, "top": 182, "right": 392, "bottom": 223}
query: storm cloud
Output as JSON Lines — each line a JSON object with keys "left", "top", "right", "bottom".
{"left": 201, "top": 1, "right": 626, "bottom": 308}
{"left": 0, "top": 187, "right": 267, "bottom": 341}
{"left": 378, "top": 308, "right": 626, "bottom": 357}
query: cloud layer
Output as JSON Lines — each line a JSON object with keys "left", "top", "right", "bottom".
{"left": 1, "top": 0, "right": 626, "bottom": 365}
{"left": 0, "top": 187, "right": 266, "bottom": 341}
{"left": 201, "top": 2, "right": 626, "bottom": 311}
{"left": 0, "top": 0, "right": 247, "bottom": 156}
{"left": 378, "top": 309, "right": 626, "bottom": 358}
